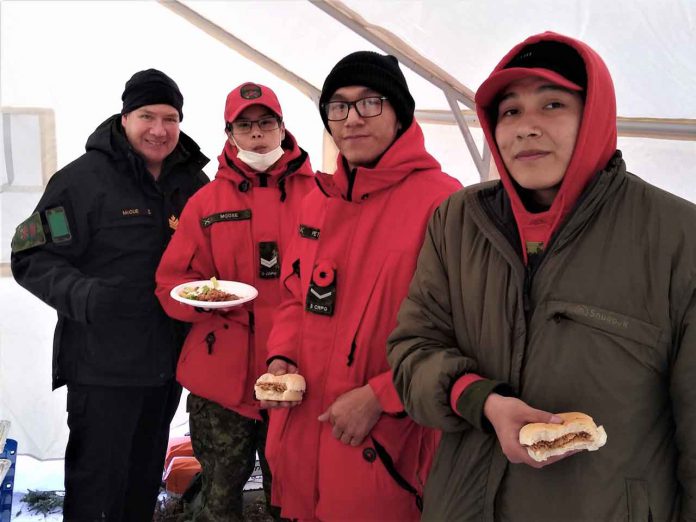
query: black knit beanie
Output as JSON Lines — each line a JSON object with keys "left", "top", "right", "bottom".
{"left": 121, "top": 69, "right": 184, "bottom": 121}
{"left": 319, "top": 51, "right": 415, "bottom": 133}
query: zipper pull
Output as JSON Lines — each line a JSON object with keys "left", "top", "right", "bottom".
{"left": 205, "top": 332, "right": 216, "bottom": 354}
{"left": 523, "top": 267, "right": 531, "bottom": 313}
{"left": 347, "top": 339, "right": 356, "bottom": 366}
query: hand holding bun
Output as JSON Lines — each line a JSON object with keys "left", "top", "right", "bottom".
{"left": 255, "top": 373, "right": 306, "bottom": 402}
{"left": 519, "top": 412, "right": 607, "bottom": 462}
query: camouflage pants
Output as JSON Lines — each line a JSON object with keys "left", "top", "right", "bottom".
{"left": 185, "top": 393, "right": 277, "bottom": 522}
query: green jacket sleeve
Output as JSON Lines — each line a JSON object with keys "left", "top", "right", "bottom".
{"left": 671, "top": 275, "right": 696, "bottom": 518}
{"left": 387, "top": 199, "right": 482, "bottom": 432}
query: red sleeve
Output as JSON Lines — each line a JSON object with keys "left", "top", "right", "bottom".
{"left": 155, "top": 198, "right": 215, "bottom": 323}
{"left": 266, "top": 234, "right": 303, "bottom": 364}
{"left": 368, "top": 370, "right": 404, "bottom": 414}
{"left": 449, "top": 373, "right": 484, "bottom": 415}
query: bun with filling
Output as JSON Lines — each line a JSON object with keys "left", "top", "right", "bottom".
{"left": 519, "top": 412, "right": 607, "bottom": 462}
{"left": 255, "top": 373, "right": 306, "bottom": 402}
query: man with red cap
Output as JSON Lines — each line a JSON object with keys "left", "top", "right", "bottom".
{"left": 156, "top": 82, "right": 315, "bottom": 520}
{"left": 262, "top": 51, "right": 461, "bottom": 521}
{"left": 388, "top": 32, "right": 696, "bottom": 520}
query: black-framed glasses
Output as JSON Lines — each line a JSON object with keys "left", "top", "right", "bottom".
{"left": 322, "top": 96, "right": 388, "bottom": 121}
{"left": 228, "top": 116, "right": 281, "bottom": 135}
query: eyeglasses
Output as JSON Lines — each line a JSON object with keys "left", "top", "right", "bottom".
{"left": 322, "top": 96, "right": 388, "bottom": 121}
{"left": 228, "top": 116, "right": 281, "bottom": 135}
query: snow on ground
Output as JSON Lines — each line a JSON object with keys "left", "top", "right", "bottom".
{"left": 7, "top": 419, "right": 261, "bottom": 520}
{"left": 10, "top": 456, "right": 63, "bottom": 521}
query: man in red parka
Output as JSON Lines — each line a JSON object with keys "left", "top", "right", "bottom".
{"left": 262, "top": 52, "right": 461, "bottom": 521}
{"left": 156, "top": 82, "right": 315, "bottom": 521}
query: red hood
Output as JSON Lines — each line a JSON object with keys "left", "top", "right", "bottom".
{"left": 214, "top": 129, "right": 312, "bottom": 185}
{"left": 317, "top": 121, "right": 442, "bottom": 200}
{"left": 475, "top": 31, "right": 617, "bottom": 263}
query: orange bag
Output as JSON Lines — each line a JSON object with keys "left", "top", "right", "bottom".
{"left": 163, "top": 436, "right": 201, "bottom": 495}
{"left": 163, "top": 456, "right": 201, "bottom": 495}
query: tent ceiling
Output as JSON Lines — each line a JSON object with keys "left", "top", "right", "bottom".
{"left": 178, "top": 0, "right": 696, "bottom": 120}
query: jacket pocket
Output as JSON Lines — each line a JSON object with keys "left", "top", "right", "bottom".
{"left": 545, "top": 300, "right": 666, "bottom": 374}
{"left": 546, "top": 300, "right": 661, "bottom": 348}
{"left": 346, "top": 250, "right": 413, "bottom": 368}
{"left": 626, "top": 478, "right": 652, "bottom": 521}
{"left": 177, "top": 317, "right": 250, "bottom": 409}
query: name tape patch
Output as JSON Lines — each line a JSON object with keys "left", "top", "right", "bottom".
{"left": 299, "top": 224, "right": 320, "bottom": 240}
{"left": 201, "top": 209, "right": 252, "bottom": 228}
{"left": 121, "top": 208, "right": 152, "bottom": 217}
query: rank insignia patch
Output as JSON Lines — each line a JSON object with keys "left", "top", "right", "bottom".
{"left": 259, "top": 241, "right": 280, "bottom": 279}
{"left": 306, "top": 262, "right": 336, "bottom": 316}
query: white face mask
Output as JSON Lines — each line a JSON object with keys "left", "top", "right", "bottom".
{"left": 232, "top": 137, "right": 284, "bottom": 172}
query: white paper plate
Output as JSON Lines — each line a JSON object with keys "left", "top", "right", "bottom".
{"left": 170, "top": 280, "right": 258, "bottom": 309}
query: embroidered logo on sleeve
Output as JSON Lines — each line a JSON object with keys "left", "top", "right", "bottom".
{"left": 11, "top": 212, "right": 47, "bottom": 253}
{"left": 201, "top": 209, "right": 252, "bottom": 228}
{"left": 299, "top": 224, "right": 320, "bottom": 240}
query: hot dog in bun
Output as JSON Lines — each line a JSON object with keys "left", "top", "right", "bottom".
{"left": 519, "top": 412, "right": 607, "bottom": 462}
{"left": 255, "top": 373, "right": 306, "bottom": 402}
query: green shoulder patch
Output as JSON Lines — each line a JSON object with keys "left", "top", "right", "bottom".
{"left": 11, "top": 212, "right": 46, "bottom": 253}
{"left": 45, "top": 206, "right": 72, "bottom": 244}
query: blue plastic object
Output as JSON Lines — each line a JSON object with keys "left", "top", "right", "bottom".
{"left": 0, "top": 439, "right": 17, "bottom": 522}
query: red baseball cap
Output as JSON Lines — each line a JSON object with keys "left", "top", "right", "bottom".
{"left": 224, "top": 82, "right": 283, "bottom": 122}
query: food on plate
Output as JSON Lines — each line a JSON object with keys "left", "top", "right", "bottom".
{"left": 519, "top": 411, "right": 607, "bottom": 462}
{"left": 254, "top": 373, "right": 306, "bottom": 402}
{"left": 178, "top": 277, "right": 240, "bottom": 302}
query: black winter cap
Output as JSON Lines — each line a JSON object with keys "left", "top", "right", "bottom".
{"left": 121, "top": 69, "right": 184, "bottom": 121}
{"left": 505, "top": 40, "right": 587, "bottom": 91}
{"left": 319, "top": 51, "right": 415, "bottom": 133}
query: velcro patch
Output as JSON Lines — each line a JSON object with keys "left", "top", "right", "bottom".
{"left": 11, "top": 212, "right": 47, "bottom": 253}
{"left": 45, "top": 206, "right": 72, "bottom": 244}
{"left": 201, "top": 209, "right": 252, "bottom": 228}
{"left": 299, "top": 224, "right": 320, "bottom": 240}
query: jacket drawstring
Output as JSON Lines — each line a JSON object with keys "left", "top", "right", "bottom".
{"left": 279, "top": 178, "right": 287, "bottom": 202}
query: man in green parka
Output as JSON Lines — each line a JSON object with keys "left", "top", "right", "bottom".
{"left": 388, "top": 31, "right": 696, "bottom": 521}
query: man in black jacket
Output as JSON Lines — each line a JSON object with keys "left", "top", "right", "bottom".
{"left": 10, "top": 69, "right": 209, "bottom": 521}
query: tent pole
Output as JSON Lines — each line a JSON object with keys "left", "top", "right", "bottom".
{"left": 158, "top": 0, "right": 321, "bottom": 104}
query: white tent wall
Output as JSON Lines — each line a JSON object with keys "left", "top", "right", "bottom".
{"left": 1, "top": 0, "right": 695, "bottom": 460}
